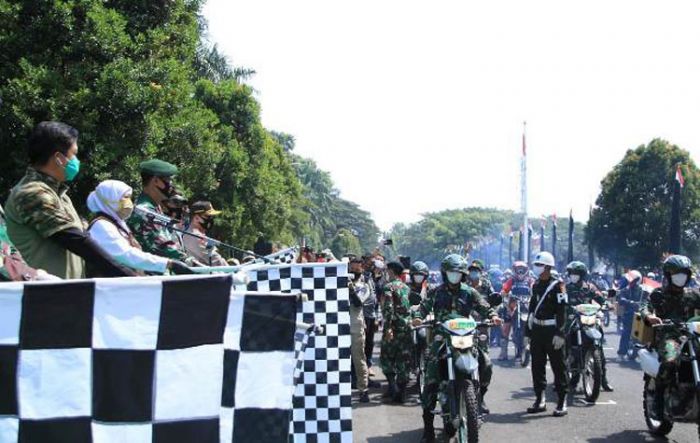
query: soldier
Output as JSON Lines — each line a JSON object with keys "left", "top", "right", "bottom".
{"left": 408, "top": 261, "right": 430, "bottom": 306}
{"left": 127, "top": 159, "right": 197, "bottom": 264}
{"left": 565, "top": 261, "right": 614, "bottom": 392}
{"left": 412, "top": 254, "right": 502, "bottom": 442}
{"left": 640, "top": 255, "right": 700, "bottom": 419}
{"left": 525, "top": 251, "right": 569, "bottom": 417}
{"left": 380, "top": 261, "right": 413, "bottom": 403}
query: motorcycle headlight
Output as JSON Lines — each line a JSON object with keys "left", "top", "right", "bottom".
{"left": 451, "top": 335, "right": 473, "bottom": 349}
{"left": 580, "top": 315, "right": 596, "bottom": 326}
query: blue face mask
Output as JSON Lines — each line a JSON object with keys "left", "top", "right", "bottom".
{"left": 63, "top": 155, "right": 81, "bottom": 181}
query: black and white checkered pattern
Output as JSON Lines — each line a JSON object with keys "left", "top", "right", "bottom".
{"left": 245, "top": 263, "right": 352, "bottom": 443}
{"left": 220, "top": 291, "right": 305, "bottom": 443}
{"left": 0, "top": 275, "right": 232, "bottom": 443}
{"left": 263, "top": 247, "right": 299, "bottom": 265}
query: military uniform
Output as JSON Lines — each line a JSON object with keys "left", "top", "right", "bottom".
{"left": 414, "top": 283, "right": 496, "bottom": 411}
{"left": 380, "top": 277, "right": 413, "bottom": 392}
{"left": 468, "top": 276, "right": 494, "bottom": 354}
{"left": 127, "top": 194, "right": 189, "bottom": 261}
{"left": 525, "top": 276, "right": 568, "bottom": 398}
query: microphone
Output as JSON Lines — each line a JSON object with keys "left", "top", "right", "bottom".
{"left": 132, "top": 206, "right": 174, "bottom": 226}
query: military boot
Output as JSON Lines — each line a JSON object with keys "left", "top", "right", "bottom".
{"left": 383, "top": 373, "right": 396, "bottom": 399}
{"left": 420, "top": 411, "right": 435, "bottom": 443}
{"left": 479, "top": 388, "right": 490, "bottom": 415}
{"left": 526, "top": 391, "right": 546, "bottom": 413}
{"left": 602, "top": 358, "right": 614, "bottom": 392}
{"left": 553, "top": 394, "right": 568, "bottom": 417}
{"left": 393, "top": 381, "right": 407, "bottom": 403}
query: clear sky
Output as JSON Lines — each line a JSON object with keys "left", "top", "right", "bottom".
{"left": 203, "top": 0, "right": 700, "bottom": 231}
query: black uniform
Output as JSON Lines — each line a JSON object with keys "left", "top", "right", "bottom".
{"left": 525, "top": 276, "right": 568, "bottom": 396}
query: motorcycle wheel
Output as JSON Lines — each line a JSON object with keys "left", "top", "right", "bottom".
{"left": 456, "top": 379, "right": 479, "bottom": 443}
{"left": 582, "top": 349, "right": 602, "bottom": 402}
{"left": 643, "top": 376, "right": 673, "bottom": 436}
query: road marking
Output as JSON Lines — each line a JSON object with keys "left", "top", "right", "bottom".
{"left": 576, "top": 398, "right": 617, "bottom": 405}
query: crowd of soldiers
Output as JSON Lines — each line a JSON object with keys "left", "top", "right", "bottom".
{"left": 364, "top": 248, "right": 700, "bottom": 442}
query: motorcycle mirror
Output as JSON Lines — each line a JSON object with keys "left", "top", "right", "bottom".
{"left": 487, "top": 292, "right": 503, "bottom": 307}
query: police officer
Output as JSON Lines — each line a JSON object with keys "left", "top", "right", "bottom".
{"left": 380, "top": 261, "right": 413, "bottom": 403}
{"left": 565, "top": 261, "right": 613, "bottom": 392}
{"left": 640, "top": 255, "right": 700, "bottom": 420}
{"left": 525, "top": 251, "right": 569, "bottom": 417}
{"left": 412, "top": 254, "right": 502, "bottom": 442}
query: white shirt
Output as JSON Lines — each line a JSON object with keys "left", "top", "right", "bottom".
{"left": 88, "top": 219, "right": 169, "bottom": 274}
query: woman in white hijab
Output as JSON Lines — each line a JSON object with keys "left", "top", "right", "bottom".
{"left": 87, "top": 180, "right": 191, "bottom": 275}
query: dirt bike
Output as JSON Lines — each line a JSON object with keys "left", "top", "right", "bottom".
{"left": 566, "top": 303, "right": 604, "bottom": 402}
{"left": 510, "top": 294, "right": 530, "bottom": 367}
{"left": 412, "top": 313, "right": 433, "bottom": 396}
{"left": 639, "top": 317, "right": 700, "bottom": 437}
{"left": 415, "top": 317, "right": 491, "bottom": 443}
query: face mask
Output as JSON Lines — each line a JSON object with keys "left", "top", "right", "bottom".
{"left": 671, "top": 273, "right": 688, "bottom": 288}
{"left": 59, "top": 154, "right": 80, "bottom": 182}
{"left": 569, "top": 275, "right": 580, "bottom": 284}
{"left": 413, "top": 274, "right": 425, "bottom": 284}
{"left": 446, "top": 271, "right": 463, "bottom": 285}
{"left": 117, "top": 198, "right": 134, "bottom": 220}
{"left": 533, "top": 265, "right": 545, "bottom": 277}
{"left": 469, "top": 270, "right": 480, "bottom": 281}
{"left": 156, "top": 179, "right": 173, "bottom": 199}
{"left": 200, "top": 217, "right": 213, "bottom": 231}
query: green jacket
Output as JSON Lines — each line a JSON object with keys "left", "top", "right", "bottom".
{"left": 415, "top": 283, "right": 495, "bottom": 323}
{"left": 640, "top": 287, "right": 700, "bottom": 323}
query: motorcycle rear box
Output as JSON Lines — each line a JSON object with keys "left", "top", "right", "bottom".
{"left": 632, "top": 313, "right": 654, "bottom": 345}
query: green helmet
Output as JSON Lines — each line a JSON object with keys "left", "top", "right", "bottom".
{"left": 663, "top": 255, "right": 692, "bottom": 275}
{"left": 566, "top": 261, "right": 588, "bottom": 277}
{"left": 410, "top": 261, "right": 430, "bottom": 276}
{"left": 441, "top": 254, "right": 468, "bottom": 274}
{"left": 468, "top": 259, "right": 485, "bottom": 272}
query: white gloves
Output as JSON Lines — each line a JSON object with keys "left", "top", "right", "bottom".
{"left": 552, "top": 335, "right": 566, "bottom": 350}
{"left": 523, "top": 337, "right": 530, "bottom": 349}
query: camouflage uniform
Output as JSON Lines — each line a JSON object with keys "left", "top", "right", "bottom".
{"left": 468, "top": 276, "right": 494, "bottom": 354}
{"left": 127, "top": 194, "right": 189, "bottom": 261}
{"left": 565, "top": 281, "right": 607, "bottom": 328}
{"left": 380, "top": 277, "right": 413, "bottom": 387}
{"left": 414, "top": 283, "right": 496, "bottom": 410}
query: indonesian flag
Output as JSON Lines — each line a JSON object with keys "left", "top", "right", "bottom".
{"left": 676, "top": 165, "right": 685, "bottom": 188}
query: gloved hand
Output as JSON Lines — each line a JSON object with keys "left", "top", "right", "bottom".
{"left": 168, "top": 260, "right": 194, "bottom": 275}
{"left": 523, "top": 336, "right": 530, "bottom": 349}
{"left": 552, "top": 335, "right": 566, "bottom": 350}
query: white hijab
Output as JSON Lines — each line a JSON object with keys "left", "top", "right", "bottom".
{"left": 87, "top": 180, "right": 133, "bottom": 232}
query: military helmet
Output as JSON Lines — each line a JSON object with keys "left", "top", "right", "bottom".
{"left": 441, "top": 254, "right": 468, "bottom": 274}
{"left": 662, "top": 255, "right": 692, "bottom": 275}
{"left": 410, "top": 261, "right": 430, "bottom": 276}
{"left": 468, "top": 259, "right": 485, "bottom": 272}
{"left": 566, "top": 261, "right": 588, "bottom": 277}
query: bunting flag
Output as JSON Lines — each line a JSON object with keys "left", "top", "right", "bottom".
{"left": 567, "top": 210, "right": 574, "bottom": 263}
{"left": 669, "top": 165, "right": 683, "bottom": 254}
{"left": 676, "top": 165, "right": 685, "bottom": 188}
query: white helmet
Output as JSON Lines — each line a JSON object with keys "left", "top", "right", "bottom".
{"left": 533, "top": 251, "right": 555, "bottom": 267}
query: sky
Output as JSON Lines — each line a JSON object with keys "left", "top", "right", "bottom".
{"left": 203, "top": 0, "right": 700, "bottom": 231}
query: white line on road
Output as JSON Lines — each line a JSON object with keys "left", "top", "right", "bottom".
{"left": 576, "top": 399, "right": 617, "bottom": 405}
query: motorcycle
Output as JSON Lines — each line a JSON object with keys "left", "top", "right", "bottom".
{"left": 510, "top": 294, "right": 530, "bottom": 367}
{"left": 412, "top": 312, "right": 433, "bottom": 396}
{"left": 639, "top": 317, "right": 700, "bottom": 437}
{"left": 566, "top": 303, "right": 604, "bottom": 402}
{"left": 414, "top": 317, "right": 491, "bottom": 443}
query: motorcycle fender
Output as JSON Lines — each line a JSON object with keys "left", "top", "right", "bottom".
{"left": 454, "top": 353, "right": 479, "bottom": 375}
{"left": 584, "top": 328, "right": 602, "bottom": 341}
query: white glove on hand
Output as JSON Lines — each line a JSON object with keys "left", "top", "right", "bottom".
{"left": 34, "top": 269, "right": 62, "bottom": 281}
{"left": 523, "top": 337, "right": 530, "bottom": 349}
{"left": 552, "top": 335, "right": 566, "bottom": 350}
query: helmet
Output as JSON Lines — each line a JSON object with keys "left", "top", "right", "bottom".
{"left": 512, "top": 261, "right": 528, "bottom": 270}
{"left": 662, "top": 255, "right": 692, "bottom": 276}
{"left": 533, "top": 251, "right": 555, "bottom": 267}
{"left": 441, "top": 254, "right": 468, "bottom": 274}
{"left": 410, "top": 261, "right": 430, "bottom": 276}
{"left": 627, "top": 270, "right": 642, "bottom": 282}
{"left": 566, "top": 261, "right": 588, "bottom": 277}
{"left": 646, "top": 272, "right": 656, "bottom": 279}
{"left": 503, "top": 268, "right": 513, "bottom": 277}
{"left": 468, "top": 259, "right": 485, "bottom": 272}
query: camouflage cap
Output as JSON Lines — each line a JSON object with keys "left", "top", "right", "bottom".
{"left": 139, "top": 159, "right": 178, "bottom": 177}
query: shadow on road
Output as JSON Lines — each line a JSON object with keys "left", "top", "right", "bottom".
{"left": 366, "top": 429, "right": 423, "bottom": 442}
{"left": 586, "top": 429, "right": 669, "bottom": 442}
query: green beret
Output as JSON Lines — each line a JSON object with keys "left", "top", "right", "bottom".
{"left": 139, "top": 159, "right": 178, "bottom": 177}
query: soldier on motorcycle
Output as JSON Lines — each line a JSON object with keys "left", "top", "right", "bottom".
{"left": 500, "top": 261, "right": 534, "bottom": 361}
{"left": 412, "top": 254, "right": 502, "bottom": 443}
{"left": 565, "top": 261, "right": 614, "bottom": 392}
{"left": 409, "top": 261, "right": 430, "bottom": 306}
{"left": 640, "top": 255, "right": 700, "bottom": 420}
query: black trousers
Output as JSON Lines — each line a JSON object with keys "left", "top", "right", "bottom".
{"left": 530, "top": 326, "right": 568, "bottom": 396}
{"left": 364, "top": 317, "right": 377, "bottom": 367}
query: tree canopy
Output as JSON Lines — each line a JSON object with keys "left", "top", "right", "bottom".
{"left": 0, "top": 0, "right": 378, "bottom": 254}
{"left": 586, "top": 139, "right": 700, "bottom": 269}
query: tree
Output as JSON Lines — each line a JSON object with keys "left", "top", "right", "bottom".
{"left": 587, "top": 139, "right": 700, "bottom": 269}
{"left": 330, "top": 228, "right": 361, "bottom": 258}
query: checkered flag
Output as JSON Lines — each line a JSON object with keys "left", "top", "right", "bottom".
{"left": 263, "top": 246, "right": 299, "bottom": 265}
{"left": 0, "top": 275, "right": 232, "bottom": 443}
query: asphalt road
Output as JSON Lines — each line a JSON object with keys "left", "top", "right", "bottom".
{"left": 352, "top": 316, "right": 698, "bottom": 443}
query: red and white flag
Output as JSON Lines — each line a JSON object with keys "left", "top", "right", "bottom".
{"left": 676, "top": 165, "right": 685, "bottom": 188}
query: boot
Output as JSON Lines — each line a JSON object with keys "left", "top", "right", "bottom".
{"left": 526, "top": 392, "right": 546, "bottom": 413}
{"left": 420, "top": 411, "right": 436, "bottom": 443}
{"left": 498, "top": 342, "right": 508, "bottom": 361}
{"left": 553, "top": 394, "right": 568, "bottom": 417}
{"left": 602, "top": 358, "right": 614, "bottom": 392}
{"left": 479, "top": 388, "right": 490, "bottom": 415}
{"left": 393, "top": 381, "right": 407, "bottom": 403}
{"left": 383, "top": 373, "right": 396, "bottom": 399}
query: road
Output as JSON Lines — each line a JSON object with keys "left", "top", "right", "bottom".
{"left": 352, "top": 317, "right": 697, "bottom": 443}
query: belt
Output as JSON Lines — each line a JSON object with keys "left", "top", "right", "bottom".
{"left": 532, "top": 318, "right": 556, "bottom": 326}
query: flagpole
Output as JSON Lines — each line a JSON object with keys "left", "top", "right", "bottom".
{"left": 669, "top": 164, "right": 684, "bottom": 253}
{"left": 521, "top": 121, "right": 529, "bottom": 264}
